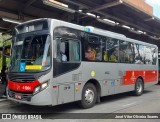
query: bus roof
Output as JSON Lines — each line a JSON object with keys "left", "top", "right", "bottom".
{"left": 15, "top": 18, "right": 157, "bottom": 48}
{"left": 15, "top": 18, "right": 49, "bottom": 28}
{"left": 53, "top": 19, "right": 157, "bottom": 48}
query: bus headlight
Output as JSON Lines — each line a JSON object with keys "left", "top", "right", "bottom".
{"left": 33, "top": 80, "right": 49, "bottom": 95}
{"left": 41, "top": 82, "right": 48, "bottom": 89}
{"left": 34, "top": 86, "right": 41, "bottom": 94}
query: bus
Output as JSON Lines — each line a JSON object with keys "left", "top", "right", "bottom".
{"left": 7, "top": 18, "right": 158, "bottom": 108}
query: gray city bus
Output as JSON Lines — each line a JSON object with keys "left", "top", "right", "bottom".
{"left": 7, "top": 18, "right": 158, "bottom": 108}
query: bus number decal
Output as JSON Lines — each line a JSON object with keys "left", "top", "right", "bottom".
{"left": 22, "top": 86, "right": 32, "bottom": 91}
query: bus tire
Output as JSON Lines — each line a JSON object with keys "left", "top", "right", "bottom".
{"left": 79, "top": 83, "right": 97, "bottom": 109}
{"left": 134, "top": 78, "right": 144, "bottom": 96}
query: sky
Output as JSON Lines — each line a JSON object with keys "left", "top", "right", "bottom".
{"left": 145, "top": 0, "right": 160, "bottom": 18}
{"left": 145, "top": 0, "right": 160, "bottom": 6}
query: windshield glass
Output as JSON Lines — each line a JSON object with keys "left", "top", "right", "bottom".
{"left": 9, "top": 34, "right": 51, "bottom": 72}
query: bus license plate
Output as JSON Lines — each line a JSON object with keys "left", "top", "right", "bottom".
{"left": 15, "top": 94, "right": 22, "bottom": 100}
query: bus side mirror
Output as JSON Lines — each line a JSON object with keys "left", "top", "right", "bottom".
{"left": 3, "top": 39, "right": 11, "bottom": 58}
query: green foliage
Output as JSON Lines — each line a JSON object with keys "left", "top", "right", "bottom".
{"left": 0, "top": 34, "right": 11, "bottom": 70}
{"left": 6, "top": 57, "right": 10, "bottom": 67}
{"left": 0, "top": 57, "right": 2, "bottom": 70}
{"left": 0, "top": 34, "right": 11, "bottom": 47}
{"left": 0, "top": 34, "right": 3, "bottom": 47}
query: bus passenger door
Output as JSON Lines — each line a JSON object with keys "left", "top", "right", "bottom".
{"left": 54, "top": 37, "right": 81, "bottom": 104}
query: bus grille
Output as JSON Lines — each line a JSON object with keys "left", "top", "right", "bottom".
{"left": 8, "top": 74, "right": 35, "bottom": 82}
{"left": 8, "top": 89, "right": 33, "bottom": 101}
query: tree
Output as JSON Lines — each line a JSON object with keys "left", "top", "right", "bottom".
{"left": 0, "top": 34, "right": 12, "bottom": 70}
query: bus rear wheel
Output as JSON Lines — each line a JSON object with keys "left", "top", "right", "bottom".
{"left": 134, "top": 78, "right": 144, "bottom": 96}
{"left": 79, "top": 83, "right": 97, "bottom": 109}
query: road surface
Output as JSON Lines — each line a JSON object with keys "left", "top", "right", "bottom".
{"left": 0, "top": 84, "right": 160, "bottom": 122}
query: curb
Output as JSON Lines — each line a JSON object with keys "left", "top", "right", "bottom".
{"left": 0, "top": 98, "right": 7, "bottom": 102}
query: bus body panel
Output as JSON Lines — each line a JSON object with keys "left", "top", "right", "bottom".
{"left": 55, "top": 64, "right": 83, "bottom": 104}
{"left": 81, "top": 62, "right": 119, "bottom": 96}
{"left": 7, "top": 71, "right": 56, "bottom": 106}
{"left": 8, "top": 86, "right": 52, "bottom": 106}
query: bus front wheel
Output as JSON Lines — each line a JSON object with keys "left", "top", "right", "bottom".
{"left": 134, "top": 78, "right": 144, "bottom": 96}
{"left": 79, "top": 83, "right": 97, "bottom": 109}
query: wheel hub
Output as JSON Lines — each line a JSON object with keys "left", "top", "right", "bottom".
{"left": 84, "top": 89, "right": 94, "bottom": 104}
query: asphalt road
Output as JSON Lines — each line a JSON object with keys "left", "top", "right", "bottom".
{"left": 0, "top": 84, "right": 160, "bottom": 122}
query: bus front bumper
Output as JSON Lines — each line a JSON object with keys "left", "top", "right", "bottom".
{"left": 7, "top": 88, "right": 53, "bottom": 106}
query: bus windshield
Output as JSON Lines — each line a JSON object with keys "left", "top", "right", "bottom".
{"left": 9, "top": 34, "right": 51, "bottom": 72}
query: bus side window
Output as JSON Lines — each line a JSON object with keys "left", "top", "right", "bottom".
{"left": 119, "top": 41, "right": 134, "bottom": 63}
{"left": 85, "top": 35, "right": 102, "bottom": 61}
{"left": 134, "top": 44, "right": 141, "bottom": 64}
{"left": 107, "top": 38, "right": 118, "bottom": 63}
{"left": 56, "top": 38, "right": 67, "bottom": 62}
{"left": 152, "top": 48, "right": 157, "bottom": 65}
{"left": 60, "top": 42, "right": 68, "bottom": 62}
{"left": 135, "top": 44, "right": 145, "bottom": 64}
{"left": 143, "top": 46, "right": 152, "bottom": 65}
{"left": 85, "top": 46, "right": 96, "bottom": 61}
{"left": 69, "top": 40, "right": 80, "bottom": 62}
{"left": 56, "top": 38, "right": 80, "bottom": 62}
{"left": 102, "top": 38, "right": 108, "bottom": 62}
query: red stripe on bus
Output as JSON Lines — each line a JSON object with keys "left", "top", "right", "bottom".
{"left": 122, "top": 70, "right": 157, "bottom": 85}
{"left": 8, "top": 80, "right": 40, "bottom": 92}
